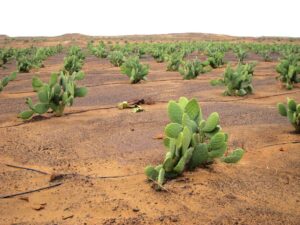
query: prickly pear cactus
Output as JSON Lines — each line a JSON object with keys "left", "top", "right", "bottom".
{"left": 19, "top": 71, "right": 88, "bottom": 120}
{"left": 0, "top": 72, "right": 17, "bottom": 92}
{"left": 276, "top": 54, "right": 300, "bottom": 90}
{"left": 120, "top": 56, "right": 149, "bottom": 84}
{"left": 277, "top": 98, "right": 300, "bottom": 132}
{"left": 211, "top": 63, "right": 255, "bottom": 96}
{"left": 145, "top": 97, "right": 244, "bottom": 190}
{"left": 179, "top": 59, "right": 211, "bottom": 80}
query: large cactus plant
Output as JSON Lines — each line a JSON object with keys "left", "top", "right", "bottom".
{"left": 277, "top": 98, "right": 300, "bottom": 132}
{"left": 211, "top": 63, "right": 255, "bottom": 96}
{"left": 178, "top": 59, "right": 211, "bottom": 80}
{"left": 19, "top": 71, "right": 87, "bottom": 120}
{"left": 120, "top": 56, "right": 149, "bottom": 84}
{"left": 145, "top": 97, "right": 244, "bottom": 190}
{"left": 276, "top": 54, "right": 300, "bottom": 90}
{"left": 0, "top": 72, "right": 17, "bottom": 92}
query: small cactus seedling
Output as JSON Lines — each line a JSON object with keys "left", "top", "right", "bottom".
{"left": 277, "top": 98, "right": 300, "bottom": 132}
{"left": 145, "top": 97, "right": 244, "bottom": 190}
{"left": 211, "top": 63, "right": 255, "bottom": 96}
{"left": 179, "top": 59, "right": 211, "bottom": 80}
{"left": 120, "top": 56, "right": 149, "bottom": 84}
{"left": 0, "top": 72, "right": 17, "bottom": 92}
{"left": 19, "top": 71, "right": 87, "bottom": 120}
{"left": 276, "top": 54, "right": 300, "bottom": 90}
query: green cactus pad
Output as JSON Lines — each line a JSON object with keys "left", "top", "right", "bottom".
{"left": 182, "top": 113, "right": 198, "bottom": 133}
{"left": 209, "top": 132, "right": 226, "bottom": 150}
{"left": 18, "top": 110, "right": 34, "bottom": 120}
{"left": 222, "top": 148, "right": 245, "bottom": 163}
{"left": 163, "top": 155, "right": 175, "bottom": 172}
{"left": 203, "top": 112, "right": 219, "bottom": 132}
{"left": 164, "top": 123, "right": 183, "bottom": 138}
{"left": 32, "top": 76, "right": 44, "bottom": 91}
{"left": 277, "top": 103, "right": 287, "bottom": 117}
{"left": 189, "top": 143, "right": 208, "bottom": 169}
{"left": 208, "top": 142, "right": 227, "bottom": 158}
{"left": 74, "top": 71, "right": 85, "bottom": 80}
{"left": 74, "top": 87, "right": 88, "bottom": 97}
{"left": 34, "top": 103, "right": 50, "bottom": 114}
{"left": 184, "top": 99, "right": 200, "bottom": 121}
{"left": 287, "top": 98, "right": 297, "bottom": 111}
{"left": 182, "top": 126, "right": 192, "bottom": 154}
{"left": 38, "top": 86, "right": 50, "bottom": 103}
{"left": 157, "top": 168, "right": 165, "bottom": 186}
{"left": 168, "top": 100, "right": 183, "bottom": 123}
{"left": 178, "top": 97, "right": 189, "bottom": 109}
{"left": 49, "top": 73, "right": 58, "bottom": 87}
{"left": 145, "top": 166, "right": 158, "bottom": 180}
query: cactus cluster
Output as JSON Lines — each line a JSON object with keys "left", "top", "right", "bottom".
{"left": 207, "top": 51, "right": 225, "bottom": 68}
{"left": 108, "top": 51, "right": 125, "bottom": 67}
{"left": 234, "top": 47, "right": 248, "bottom": 64}
{"left": 19, "top": 71, "right": 87, "bottom": 120}
{"left": 120, "top": 56, "right": 149, "bottom": 84}
{"left": 211, "top": 63, "right": 255, "bottom": 96}
{"left": 16, "top": 46, "right": 63, "bottom": 73}
{"left": 166, "top": 52, "right": 184, "bottom": 71}
{"left": 277, "top": 98, "right": 300, "bottom": 132}
{"left": 276, "top": 54, "right": 300, "bottom": 90}
{"left": 145, "top": 97, "right": 244, "bottom": 190}
{"left": 0, "top": 48, "right": 14, "bottom": 67}
{"left": 151, "top": 47, "right": 166, "bottom": 63}
{"left": 89, "top": 41, "right": 108, "bottom": 58}
{"left": 178, "top": 59, "right": 211, "bottom": 80}
{"left": 63, "top": 46, "right": 85, "bottom": 74}
{"left": 0, "top": 72, "right": 17, "bottom": 92}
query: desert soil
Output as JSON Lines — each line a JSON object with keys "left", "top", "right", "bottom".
{"left": 0, "top": 38, "right": 300, "bottom": 225}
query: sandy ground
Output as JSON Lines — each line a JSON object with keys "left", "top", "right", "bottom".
{"left": 0, "top": 39, "right": 299, "bottom": 225}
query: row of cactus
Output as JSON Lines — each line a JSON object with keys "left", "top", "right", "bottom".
{"left": 276, "top": 54, "right": 300, "bottom": 90}
{"left": 16, "top": 45, "right": 63, "bottom": 72}
{"left": 120, "top": 56, "right": 149, "bottom": 84}
{"left": 211, "top": 63, "right": 255, "bottom": 96}
{"left": 19, "top": 71, "right": 87, "bottom": 120}
{"left": 178, "top": 59, "right": 211, "bottom": 80}
{"left": 0, "top": 72, "right": 17, "bottom": 92}
{"left": 63, "top": 46, "right": 85, "bottom": 74}
{"left": 278, "top": 98, "right": 300, "bottom": 132}
{"left": 145, "top": 97, "right": 244, "bottom": 190}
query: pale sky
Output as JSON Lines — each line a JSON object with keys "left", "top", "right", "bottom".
{"left": 1, "top": 0, "right": 299, "bottom": 37}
